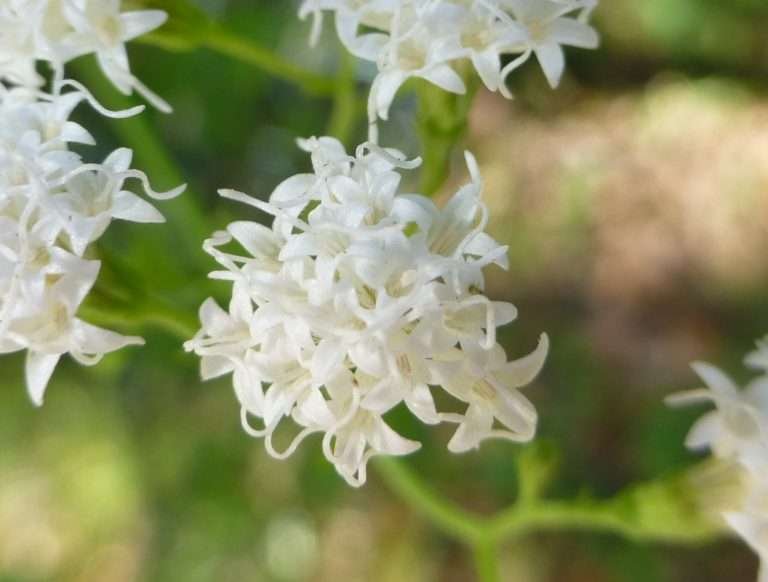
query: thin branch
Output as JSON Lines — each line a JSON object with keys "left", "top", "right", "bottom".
{"left": 141, "top": 26, "right": 338, "bottom": 97}
{"left": 374, "top": 457, "right": 485, "bottom": 543}
{"left": 472, "top": 535, "right": 502, "bottom": 582}
{"left": 376, "top": 457, "right": 725, "bottom": 547}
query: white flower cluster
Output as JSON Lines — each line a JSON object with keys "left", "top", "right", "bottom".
{"left": 669, "top": 337, "right": 768, "bottom": 582}
{"left": 0, "top": 0, "right": 172, "bottom": 111}
{"left": 186, "top": 137, "right": 548, "bottom": 486}
{"left": 0, "top": 1, "right": 182, "bottom": 405}
{"left": 300, "top": 0, "right": 599, "bottom": 123}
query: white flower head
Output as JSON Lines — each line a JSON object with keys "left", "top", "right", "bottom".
{"left": 0, "top": 1, "right": 183, "bottom": 404}
{"left": 671, "top": 339, "right": 768, "bottom": 581}
{"left": 0, "top": 0, "right": 171, "bottom": 110}
{"left": 668, "top": 362, "right": 768, "bottom": 473}
{"left": 300, "top": 0, "right": 600, "bottom": 123}
{"left": 187, "top": 137, "right": 548, "bottom": 486}
{"left": 0, "top": 83, "right": 184, "bottom": 405}
{"left": 15, "top": 261, "right": 146, "bottom": 406}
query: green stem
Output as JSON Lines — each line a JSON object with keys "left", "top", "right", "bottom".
{"left": 135, "top": 0, "right": 336, "bottom": 94}
{"left": 374, "top": 457, "right": 485, "bottom": 543}
{"left": 417, "top": 76, "right": 479, "bottom": 196}
{"left": 489, "top": 471, "right": 723, "bottom": 544}
{"left": 488, "top": 500, "right": 706, "bottom": 543}
{"left": 376, "top": 458, "right": 723, "bottom": 580}
{"left": 201, "top": 26, "right": 337, "bottom": 96}
{"left": 80, "top": 302, "right": 198, "bottom": 341}
{"left": 472, "top": 536, "right": 501, "bottom": 582}
{"left": 326, "top": 51, "right": 362, "bottom": 146}
{"left": 141, "top": 26, "right": 337, "bottom": 97}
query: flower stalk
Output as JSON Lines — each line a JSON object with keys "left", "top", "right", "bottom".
{"left": 195, "top": 26, "right": 338, "bottom": 97}
{"left": 326, "top": 51, "right": 362, "bottom": 146}
{"left": 136, "top": 8, "right": 338, "bottom": 96}
{"left": 472, "top": 535, "right": 502, "bottom": 582}
{"left": 375, "top": 456, "right": 724, "bottom": 581}
{"left": 417, "top": 80, "right": 479, "bottom": 196}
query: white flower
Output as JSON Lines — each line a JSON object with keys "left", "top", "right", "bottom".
{"left": 6, "top": 252, "right": 144, "bottom": 406}
{"left": 671, "top": 340, "right": 768, "bottom": 582}
{"left": 725, "top": 479, "right": 768, "bottom": 582}
{"left": 299, "top": 0, "right": 600, "bottom": 122}
{"left": 187, "top": 137, "right": 548, "bottom": 486}
{"left": 51, "top": 148, "right": 168, "bottom": 255}
{"left": 747, "top": 337, "right": 768, "bottom": 374}
{"left": 685, "top": 460, "right": 768, "bottom": 582}
{"left": 435, "top": 335, "right": 549, "bottom": 453}
{"left": 0, "top": 0, "right": 183, "bottom": 404}
{"left": 0, "top": 83, "right": 184, "bottom": 405}
{"left": 500, "top": 0, "right": 599, "bottom": 89}
{"left": 725, "top": 510, "right": 768, "bottom": 582}
{"left": 59, "top": 0, "right": 172, "bottom": 111}
{"left": 667, "top": 362, "right": 768, "bottom": 473}
{"left": 0, "top": 2, "right": 41, "bottom": 87}
{"left": 191, "top": 292, "right": 254, "bottom": 383}
{"left": 0, "top": 0, "right": 170, "bottom": 109}
{"left": 367, "top": 14, "right": 466, "bottom": 121}
{"left": 324, "top": 386, "right": 422, "bottom": 486}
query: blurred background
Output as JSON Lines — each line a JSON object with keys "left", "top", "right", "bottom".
{"left": 2, "top": 1, "right": 768, "bottom": 580}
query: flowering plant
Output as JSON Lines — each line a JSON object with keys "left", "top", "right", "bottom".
{"left": 0, "top": 1, "right": 765, "bottom": 581}
{"left": 300, "top": 0, "right": 598, "bottom": 132}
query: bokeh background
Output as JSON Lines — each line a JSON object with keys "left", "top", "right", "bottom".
{"left": 2, "top": 1, "right": 768, "bottom": 581}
